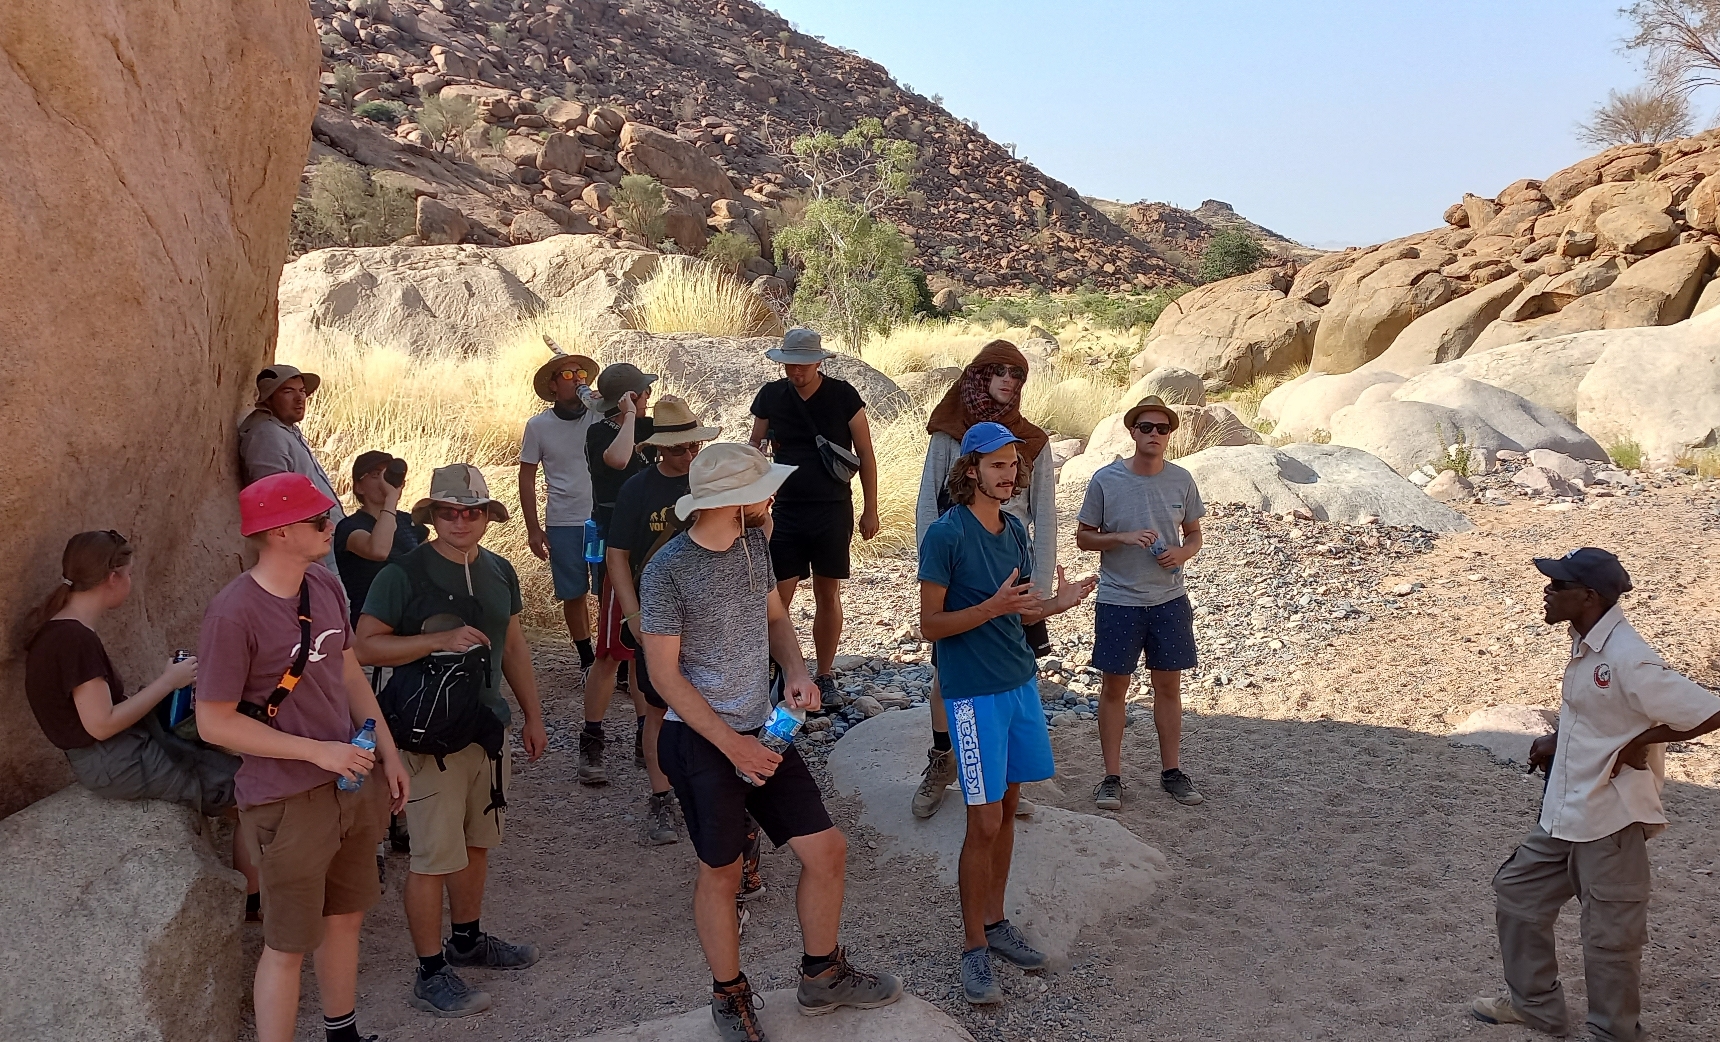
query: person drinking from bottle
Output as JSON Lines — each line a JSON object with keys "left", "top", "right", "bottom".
{"left": 195, "top": 473, "right": 409, "bottom": 1042}
{"left": 639, "top": 443, "right": 902, "bottom": 1041}
{"left": 334, "top": 451, "right": 426, "bottom": 627}
{"left": 918, "top": 422, "right": 1095, "bottom": 1005}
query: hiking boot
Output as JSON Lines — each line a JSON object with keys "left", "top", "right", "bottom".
{"left": 911, "top": 747, "right": 959, "bottom": 819}
{"left": 634, "top": 725, "right": 646, "bottom": 770}
{"left": 711, "top": 975, "right": 768, "bottom": 1042}
{"left": 443, "top": 932, "right": 540, "bottom": 969}
{"left": 647, "top": 791, "right": 678, "bottom": 845}
{"left": 578, "top": 730, "right": 607, "bottom": 786}
{"left": 1469, "top": 995, "right": 1528, "bottom": 1027}
{"left": 1162, "top": 768, "right": 1204, "bottom": 805}
{"left": 410, "top": 965, "right": 492, "bottom": 1018}
{"left": 961, "top": 946, "right": 1003, "bottom": 1005}
{"left": 814, "top": 674, "right": 846, "bottom": 711}
{"left": 985, "top": 919, "right": 1048, "bottom": 970}
{"left": 1094, "top": 774, "right": 1124, "bottom": 811}
{"left": 796, "top": 947, "right": 904, "bottom": 1015}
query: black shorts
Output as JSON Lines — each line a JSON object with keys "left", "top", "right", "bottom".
{"left": 623, "top": 627, "right": 667, "bottom": 710}
{"left": 769, "top": 500, "right": 853, "bottom": 582}
{"left": 658, "top": 719, "right": 834, "bottom": 868}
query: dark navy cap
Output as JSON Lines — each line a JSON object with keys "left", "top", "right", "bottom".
{"left": 1534, "top": 547, "right": 1633, "bottom": 601}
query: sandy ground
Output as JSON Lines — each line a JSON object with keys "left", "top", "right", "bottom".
{"left": 252, "top": 479, "right": 1720, "bottom": 1041}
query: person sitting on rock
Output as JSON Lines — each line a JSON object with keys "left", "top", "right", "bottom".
{"left": 238, "top": 364, "right": 345, "bottom": 580}
{"left": 1471, "top": 548, "right": 1720, "bottom": 1042}
{"left": 911, "top": 341, "right": 1056, "bottom": 821}
{"left": 640, "top": 443, "right": 902, "bottom": 1040}
{"left": 334, "top": 451, "right": 426, "bottom": 627}
{"left": 918, "top": 423, "right": 1095, "bottom": 1006}
{"left": 1075, "top": 395, "right": 1206, "bottom": 811}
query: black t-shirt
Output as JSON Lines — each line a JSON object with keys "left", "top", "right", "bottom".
{"left": 586, "top": 415, "right": 656, "bottom": 532}
{"left": 751, "top": 376, "right": 865, "bottom": 504}
{"left": 609, "top": 465, "right": 692, "bottom": 582}
{"left": 334, "top": 509, "right": 427, "bottom": 623}
{"left": 25, "top": 619, "right": 124, "bottom": 750}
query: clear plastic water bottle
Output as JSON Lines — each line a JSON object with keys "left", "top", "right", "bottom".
{"left": 583, "top": 517, "right": 605, "bottom": 563}
{"left": 1150, "top": 535, "right": 1182, "bottom": 576}
{"left": 338, "top": 719, "right": 377, "bottom": 791}
{"left": 737, "top": 705, "right": 805, "bottom": 786}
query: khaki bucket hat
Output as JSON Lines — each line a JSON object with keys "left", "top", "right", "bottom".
{"left": 532, "top": 335, "right": 601, "bottom": 403}
{"left": 411, "top": 463, "right": 511, "bottom": 524}
{"left": 255, "top": 364, "right": 321, "bottom": 403}
{"left": 674, "top": 443, "right": 796, "bottom": 519}
{"left": 642, "top": 396, "right": 721, "bottom": 446}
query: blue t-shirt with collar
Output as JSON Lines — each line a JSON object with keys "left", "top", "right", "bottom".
{"left": 918, "top": 504, "right": 1037, "bottom": 699}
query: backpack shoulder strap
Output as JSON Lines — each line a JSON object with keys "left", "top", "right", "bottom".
{"left": 237, "top": 579, "right": 312, "bottom": 725}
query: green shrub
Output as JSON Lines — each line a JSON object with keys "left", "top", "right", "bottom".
{"left": 701, "top": 230, "right": 760, "bottom": 274}
{"left": 329, "top": 63, "right": 359, "bottom": 109}
{"left": 1606, "top": 438, "right": 1644, "bottom": 471}
{"left": 1198, "top": 229, "right": 1267, "bottom": 284}
{"left": 775, "top": 197, "right": 917, "bottom": 353}
{"left": 291, "top": 157, "right": 416, "bottom": 252}
{"left": 417, "top": 93, "right": 478, "bottom": 152}
{"left": 354, "top": 100, "right": 406, "bottom": 126}
{"left": 908, "top": 268, "right": 939, "bottom": 319}
{"left": 1428, "top": 425, "right": 1475, "bottom": 477}
{"left": 612, "top": 174, "right": 667, "bottom": 244}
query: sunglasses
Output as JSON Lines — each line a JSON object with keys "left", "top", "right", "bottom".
{"left": 1547, "top": 579, "right": 1586, "bottom": 592}
{"left": 1133, "top": 421, "right": 1174, "bottom": 436}
{"left": 989, "top": 364, "right": 1028, "bottom": 381}
{"left": 432, "top": 506, "right": 488, "bottom": 522}
{"left": 657, "top": 442, "right": 703, "bottom": 457}
{"left": 554, "top": 368, "right": 589, "bottom": 383}
{"left": 292, "top": 512, "right": 332, "bottom": 532}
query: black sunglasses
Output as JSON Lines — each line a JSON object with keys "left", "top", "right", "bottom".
{"left": 1133, "top": 421, "right": 1174, "bottom": 436}
{"left": 989, "top": 364, "right": 1028, "bottom": 381}
{"left": 292, "top": 512, "right": 333, "bottom": 533}
{"left": 1547, "top": 579, "right": 1587, "bottom": 592}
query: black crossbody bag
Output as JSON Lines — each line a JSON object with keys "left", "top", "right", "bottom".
{"left": 782, "top": 383, "right": 861, "bottom": 484}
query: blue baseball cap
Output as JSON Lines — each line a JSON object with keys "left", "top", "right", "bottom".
{"left": 961, "top": 421, "right": 1023, "bottom": 456}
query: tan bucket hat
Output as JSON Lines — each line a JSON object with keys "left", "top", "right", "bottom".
{"left": 532, "top": 335, "right": 601, "bottom": 403}
{"left": 411, "top": 463, "right": 511, "bottom": 524}
{"left": 764, "top": 327, "right": 835, "bottom": 364}
{"left": 642, "top": 396, "right": 721, "bottom": 446}
{"left": 255, "top": 364, "right": 321, "bottom": 402}
{"left": 674, "top": 443, "right": 796, "bottom": 519}
{"left": 1123, "top": 395, "right": 1181, "bottom": 432}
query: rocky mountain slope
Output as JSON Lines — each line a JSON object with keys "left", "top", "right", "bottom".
{"left": 1087, "top": 196, "right": 1324, "bottom": 279}
{"left": 303, "top": 0, "right": 1185, "bottom": 290}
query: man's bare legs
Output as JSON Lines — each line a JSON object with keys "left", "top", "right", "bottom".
{"left": 776, "top": 576, "right": 846, "bottom": 680}
{"left": 405, "top": 848, "right": 489, "bottom": 959}
{"left": 1150, "top": 669, "right": 1182, "bottom": 770}
{"left": 959, "top": 785, "right": 1020, "bottom": 950}
{"left": 253, "top": 910, "right": 366, "bottom": 1042}
{"left": 1097, "top": 673, "right": 1131, "bottom": 776}
{"left": 693, "top": 827, "right": 847, "bottom": 982}
{"left": 562, "top": 594, "right": 591, "bottom": 644}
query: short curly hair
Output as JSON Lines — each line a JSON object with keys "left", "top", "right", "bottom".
{"left": 944, "top": 445, "right": 1031, "bottom": 507}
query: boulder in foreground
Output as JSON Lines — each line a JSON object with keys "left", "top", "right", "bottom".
{"left": 0, "top": 788, "right": 247, "bottom": 1042}
{"left": 1178, "top": 444, "right": 1474, "bottom": 531}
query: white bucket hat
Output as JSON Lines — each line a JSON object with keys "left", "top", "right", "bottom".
{"left": 674, "top": 443, "right": 796, "bottom": 519}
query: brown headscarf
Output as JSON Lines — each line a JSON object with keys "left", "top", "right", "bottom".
{"left": 926, "top": 340, "right": 1049, "bottom": 464}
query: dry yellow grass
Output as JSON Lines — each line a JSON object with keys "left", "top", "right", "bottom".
{"left": 624, "top": 259, "right": 785, "bottom": 338}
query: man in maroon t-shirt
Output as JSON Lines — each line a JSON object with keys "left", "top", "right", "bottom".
{"left": 197, "top": 473, "right": 408, "bottom": 1042}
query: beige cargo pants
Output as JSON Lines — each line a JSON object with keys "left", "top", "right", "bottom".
{"left": 1492, "top": 822, "right": 1650, "bottom": 1042}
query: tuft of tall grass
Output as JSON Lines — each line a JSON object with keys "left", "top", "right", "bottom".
{"left": 624, "top": 260, "right": 785, "bottom": 338}
{"left": 1606, "top": 438, "right": 1644, "bottom": 471}
{"left": 854, "top": 413, "right": 931, "bottom": 562}
{"left": 1217, "top": 363, "right": 1308, "bottom": 428}
{"left": 1675, "top": 447, "right": 1720, "bottom": 478}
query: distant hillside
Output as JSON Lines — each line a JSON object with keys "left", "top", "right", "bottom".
{"left": 1086, "top": 196, "right": 1326, "bottom": 280}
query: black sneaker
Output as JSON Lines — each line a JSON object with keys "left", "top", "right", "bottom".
{"left": 1094, "top": 774, "right": 1124, "bottom": 811}
{"left": 711, "top": 975, "right": 768, "bottom": 1041}
{"left": 578, "top": 730, "right": 607, "bottom": 786}
{"left": 410, "top": 964, "right": 492, "bottom": 1018}
{"left": 443, "top": 932, "right": 540, "bottom": 969}
{"left": 1161, "top": 768, "right": 1204, "bottom": 805}
{"left": 814, "top": 674, "right": 846, "bottom": 711}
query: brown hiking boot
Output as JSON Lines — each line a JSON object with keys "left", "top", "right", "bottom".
{"left": 711, "top": 975, "right": 768, "bottom": 1041}
{"left": 911, "top": 747, "right": 958, "bottom": 819}
{"left": 578, "top": 730, "right": 607, "bottom": 786}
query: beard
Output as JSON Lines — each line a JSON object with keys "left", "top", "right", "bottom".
{"left": 742, "top": 506, "right": 771, "bottom": 528}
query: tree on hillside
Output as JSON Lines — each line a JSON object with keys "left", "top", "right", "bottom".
{"left": 1197, "top": 229, "right": 1267, "bottom": 284}
{"left": 291, "top": 157, "right": 415, "bottom": 252}
{"left": 417, "top": 93, "right": 478, "bottom": 153}
{"left": 1577, "top": 85, "right": 1695, "bottom": 146}
{"left": 775, "top": 199, "right": 918, "bottom": 354}
{"left": 767, "top": 116, "right": 917, "bottom": 216}
{"left": 612, "top": 174, "right": 667, "bottom": 245}
{"left": 1623, "top": 0, "right": 1720, "bottom": 97}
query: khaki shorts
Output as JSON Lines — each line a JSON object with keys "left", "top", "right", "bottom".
{"left": 403, "top": 739, "right": 510, "bottom": 875}
{"left": 241, "top": 780, "right": 388, "bottom": 954}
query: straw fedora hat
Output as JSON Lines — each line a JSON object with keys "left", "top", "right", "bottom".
{"left": 642, "top": 396, "right": 720, "bottom": 446}
{"left": 674, "top": 444, "right": 796, "bottom": 519}
{"left": 411, "top": 464, "right": 511, "bottom": 524}
{"left": 1123, "top": 395, "right": 1181, "bottom": 432}
{"left": 532, "top": 335, "right": 601, "bottom": 403}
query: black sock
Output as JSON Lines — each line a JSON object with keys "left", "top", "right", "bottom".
{"left": 932, "top": 730, "right": 951, "bottom": 752}
{"left": 984, "top": 919, "right": 1006, "bottom": 932}
{"left": 801, "top": 950, "right": 838, "bottom": 977}
{"left": 584, "top": 721, "right": 604, "bottom": 739}
{"left": 575, "top": 638, "right": 594, "bottom": 668}
{"left": 245, "top": 892, "right": 260, "bottom": 918}
{"left": 416, "top": 953, "right": 446, "bottom": 980}
{"left": 618, "top": 660, "right": 630, "bottom": 686}
{"left": 714, "top": 972, "right": 746, "bottom": 991}
{"left": 1162, "top": 768, "right": 1179, "bottom": 778}
{"left": 450, "top": 919, "right": 481, "bottom": 953}
{"left": 324, "top": 1011, "right": 361, "bottom": 1042}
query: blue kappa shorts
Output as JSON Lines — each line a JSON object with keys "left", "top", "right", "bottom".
{"left": 544, "top": 525, "right": 593, "bottom": 601}
{"left": 1092, "top": 597, "right": 1199, "bottom": 676}
{"left": 947, "top": 680, "right": 1055, "bottom": 806}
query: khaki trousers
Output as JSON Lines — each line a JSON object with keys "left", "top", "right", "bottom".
{"left": 1492, "top": 823, "right": 1651, "bottom": 1041}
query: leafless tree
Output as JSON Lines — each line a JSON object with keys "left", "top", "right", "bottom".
{"left": 1623, "top": 0, "right": 1720, "bottom": 95}
{"left": 1576, "top": 84, "right": 1695, "bottom": 145}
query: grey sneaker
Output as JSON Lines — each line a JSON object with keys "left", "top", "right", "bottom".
{"left": 814, "top": 674, "right": 847, "bottom": 711}
{"left": 961, "top": 946, "right": 1003, "bottom": 1005}
{"left": 911, "top": 747, "right": 959, "bottom": 819}
{"left": 578, "top": 730, "right": 607, "bottom": 786}
{"left": 1094, "top": 774, "right": 1124, "bottom": 811}
{"left": 711, "top": 976, "right": 768, "bottom": 1041}
{"left": 1161, "top": 768, "right": 1204, "bottom": 805}
{"left": 444, "top": 932, "right": 540, "bottom": 969}
{"left": 647, "top": 791, "right": 678, "bottom": 845}
{"left": 985, "top": 918, "right": 1048, "bottom": 970}
{"left": 410, "top": 965, "right": 492, "bottom": 1018}
{"left": 796, "top": 947, "right": 904, "bottom": 1015}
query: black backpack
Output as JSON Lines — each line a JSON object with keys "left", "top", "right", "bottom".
{"left": 377, "top": 546, "right": 507, "bottom": 813}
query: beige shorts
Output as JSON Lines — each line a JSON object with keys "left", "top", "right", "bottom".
{"left": 241, "top": 780, "right": 387, "bottom": 954}
{"left": 403, "top": 739, "right": 510, "bottom": 875}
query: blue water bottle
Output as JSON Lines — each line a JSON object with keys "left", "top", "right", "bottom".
{"left": 737, "top": 705, "right": 805, "bottom": 786}
{"left": 156, "top": 649, "right": 196, "bottom": 730}
{"left": 1150, "top": 535, "right": 1182, "bottom": 576}
{"left": 338, "top": 719, "right": 377, "bottom": 791}
{"left": 582, "top": 517, "right": 605, "bottom": 563}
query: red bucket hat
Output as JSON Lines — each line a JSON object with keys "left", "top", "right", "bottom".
{"left": 240, "top": 473, "right": 335, "bottom": 536}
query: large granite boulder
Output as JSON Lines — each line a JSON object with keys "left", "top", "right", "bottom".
{"left": 1468, "top": 242, "right": 1715, "bottom": 352}
{"left": 1438, "top": 331, "right": 1611, "bottom": 422}
{"left": 1366, "top": 273, "right": 1525, "bottom": 370}
{"left": 1131, "top": 270, "right": 1319, "bottom": 388}
{"left": 1, "top": 788, "right": 247, "bottom": 1041}
{"left": 1390, "top": 372, "right": 1607, "bottom": 461}
{"left": 617, "top": 121, "right": 742, "bottom": 200}
{"left": 1327, "top": 399, "right": 1515, "bottom": 477}
{"left": 1177, "top": 444, "right": 1473, "bottom": 531}
{"left": 1575, "top": 308, "right": 1720, "bottom": 463}
{"left": 1310, "top": 247, "right": 1462, "bottom": 372}
{"left": 0, "top": 0, "right": 317, "bottom": 813}
{"left": 1271, "top": 370, "right": 1405, "bottom": 442}
{"left": 1118, "top": 365, "right": 1207, "bottom": 408}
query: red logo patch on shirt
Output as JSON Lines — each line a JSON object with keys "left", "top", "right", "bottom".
{"left": 1593, "top": 663, "right": 1612, "bottom": 688}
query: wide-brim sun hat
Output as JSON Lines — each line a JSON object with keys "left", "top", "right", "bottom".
{"left": 255, "top": 364, "right": 321, "bottom": 402}
{"left": 675, "top": 443, "right": 797, "bottom": 519}
{"left": 532, "top": 335, "right": 601, "bottom": 403}
{"left": 642, "top": 395, "right": 721, "bottom": 446}
{"left": 592, "top": 361, "right": 659, "bottom": 413}
{"left": 1123, "top": 395, "right": 1181, "bottom": 432}
{"left": 240, "top": 473, "right": 336, "bottom": 536}
{"left": 764, "top": 326, "right": 836, "bottom": 364}
{"left": 411, "top": 463, "right": 511, "bottom": 524}
{"left": 960, "top": 421, "right": 1024, "bottom": 456}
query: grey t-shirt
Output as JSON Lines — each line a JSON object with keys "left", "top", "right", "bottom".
{"left": 519, "top": 407, "right": 598, "bottom": 526}
{"left": 639, "top": 527, "right": 776, "bottom": 731}
{"left": 1076, "top": 459, "right": 1206, "bottom": 607}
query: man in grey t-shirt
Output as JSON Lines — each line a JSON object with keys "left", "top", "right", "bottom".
{"left": 1076, "top": 396, "right": 1207, "bottom": 811}
{"left": 639, "top": 444, "right": 902, "bottom": 1035}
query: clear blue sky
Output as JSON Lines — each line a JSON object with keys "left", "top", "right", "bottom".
{"left": 764, "top": 0, "right": 1646, "bottom": 248}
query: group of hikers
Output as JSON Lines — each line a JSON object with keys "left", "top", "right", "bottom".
{"left": 20, "top": 326, "right": 1720, "bottom": 1042}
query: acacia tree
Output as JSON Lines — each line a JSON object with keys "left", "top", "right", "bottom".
{"left": 1577, "top": 85, "right": 1694, "bottom": 145}
{"left": 1623, "top": 0, "right": 1720, "bottom": 96}
{"left": 1197, "top": 230, "right": 1267, "bottom": 284}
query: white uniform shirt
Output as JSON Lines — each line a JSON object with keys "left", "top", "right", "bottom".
{"left": 1540, "top": 604, "right": 1720, "bottom": 843}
